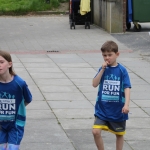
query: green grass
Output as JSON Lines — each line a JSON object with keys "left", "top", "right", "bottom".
{"left": 0, "top": 0, "right": 68, "bottom": 15}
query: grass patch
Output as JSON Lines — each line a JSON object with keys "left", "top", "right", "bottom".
{"left": 0, "top": 0, "right": 69, "bottom": 15}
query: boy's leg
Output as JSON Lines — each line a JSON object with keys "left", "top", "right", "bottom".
{"left": 92, "top": 128, "right": 104, "bottom": 150}
{"left": 7, "top": 125, "right": 24, "bottom": 150}
{"left": 0, "top": 144, "right": 7, "bottom": 150}
{"left": 92, "top": 117, "right": 109, "bottom": 150}
{"left": 0, "top": 125, "right": 7, "bottom": 150}
{"left": 116, "top": 135, "right": 124, "bottom": 150}
{"left": 107, "top": 121, "right": 126, "bottom": 150}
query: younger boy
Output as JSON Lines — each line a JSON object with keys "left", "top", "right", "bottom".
{"left": 92, "top": 41, "right": 131, "bottom": 150}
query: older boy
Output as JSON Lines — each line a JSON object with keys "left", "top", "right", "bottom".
{"left": 92, "top": 41, "right": 131, "bottom": 150}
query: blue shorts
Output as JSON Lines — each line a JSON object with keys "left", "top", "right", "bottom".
{"left": 0, "top": 122, "right": 24, "bottom": 145}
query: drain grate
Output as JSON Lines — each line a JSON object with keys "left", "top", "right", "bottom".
{"left": 47, "top": 50, "right": 59, "bottom": 53}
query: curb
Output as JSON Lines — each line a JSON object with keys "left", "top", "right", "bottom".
{"left": 34, "top": 11, "right": 69, "bottom": 15}
{"left": 0, "top": 11, "right": 69, "bottom": 16}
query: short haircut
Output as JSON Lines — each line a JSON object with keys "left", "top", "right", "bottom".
{"left": 101, "top": 41, "right": 118, "bottom": 53}
{"left": 0, "top": 50, "right": 16, "bottom": 76}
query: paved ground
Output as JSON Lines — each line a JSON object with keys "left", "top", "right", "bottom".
{"left": 112, "top": 22, "right": 150, "bottom": 62}
{"left": 0, "top": 15, "right": 150, "bottom": 150}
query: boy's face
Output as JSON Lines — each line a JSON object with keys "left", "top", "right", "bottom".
{"left": 0, "top": 56, "right": 12, "bottom": 76}
{"left": 102, "top": 51, "right": 119, "bottom": 66}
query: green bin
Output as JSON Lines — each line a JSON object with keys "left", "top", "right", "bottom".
{"left": 132, "top": 0, "right": 150, "bottom": 22}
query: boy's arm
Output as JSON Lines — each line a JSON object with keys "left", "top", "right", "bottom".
{"left": 93, "top": 68, "right": 105, "bottom": 87}
{"left": 93, "top": 62, "right": 108, "bottom": 87}
{"left": 122, "top": 88, "right": 130, "bottom": 113}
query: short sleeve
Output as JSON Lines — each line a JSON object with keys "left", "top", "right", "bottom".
{"left": 23, "top": 82, "right": 32, "bottom": 103}
{"left": 123, "top": 69, "right": 131, "bottom": 89}
{"left": 94, "top": 67, "right": 102, "bottom": 78}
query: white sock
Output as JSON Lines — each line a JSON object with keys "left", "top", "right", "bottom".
{"left": 6, "top": 144, "right": 19, "bottom": 150}
{"left": 0, "top": 144, "right": 7, "bottom": 150}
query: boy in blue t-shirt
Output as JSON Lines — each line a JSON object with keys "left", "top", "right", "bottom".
{"left": 92, "top": 41, "right": 131, "bottom": 150}
{"left": 0, "top": 50, "right": 32, "bottom": 150}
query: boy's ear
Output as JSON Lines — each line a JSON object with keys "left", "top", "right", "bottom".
{"left": 8, "top": 62, "right": 12, "bottom": 68}
{"left": 116, "top": 52, "right": 120, "bottom": 56}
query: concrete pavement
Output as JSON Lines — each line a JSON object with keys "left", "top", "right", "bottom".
{"left": 0, "top": 15, "right": 150, "bottom": 150}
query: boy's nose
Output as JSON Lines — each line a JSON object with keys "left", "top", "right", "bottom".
{"left": 106, "top": 56, "right": 109, "bottom": 59}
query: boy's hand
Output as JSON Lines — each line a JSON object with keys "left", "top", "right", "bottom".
{"left": 24, "top": 101, "right": 29, "bottom": 106}
{"left": 102, "top": 61, "right": 109, "bottom": 69}
{"left": 122, "top": 105, "right": 129, "bottom": 114}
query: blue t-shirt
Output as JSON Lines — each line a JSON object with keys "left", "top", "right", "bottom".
{"left": 0, "top": 75, "right": 32, "bottom": 127}
{"left": 94, "top": 63, "right": 131, "bottom": 122}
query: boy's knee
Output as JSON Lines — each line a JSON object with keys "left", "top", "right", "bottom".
{"left": 92, "top": 129, "right": 100, "bottom": 137}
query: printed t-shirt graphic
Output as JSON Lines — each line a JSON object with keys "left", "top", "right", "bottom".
{"left": 102, "top": 74, "right": 120, "bottom": 102}
{"left": 0, "top": 93, "right": 16, "bottom": 121}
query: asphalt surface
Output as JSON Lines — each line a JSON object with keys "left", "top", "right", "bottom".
{"left": 0, "top": 15, "right": 150, "bottom": 150}
{"left": 112, "top": 22, "right": 150, "bottom": 62}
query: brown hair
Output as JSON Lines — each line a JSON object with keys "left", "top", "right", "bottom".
{"left": 101, "top": 41, "right": 118, "bottom": 53}
{"left": 0, "top": 50, "right": 16, "bottom": 76}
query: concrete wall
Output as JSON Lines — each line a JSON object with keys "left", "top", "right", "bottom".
{"left": 93, "top": 0, "right": 125, "bottom": 33}
{"left": 93, "top": 0, "right": 100, "bottom": 26}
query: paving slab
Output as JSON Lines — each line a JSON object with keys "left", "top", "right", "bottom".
{"left": 34, "top": 78, "right": 74, "bottom": 86}
{"left": 43, "top": 92, "right": 87, "bottom": 101}
{"left": 61, "top": 68, "right": 96, "bottom": 73}
{"left": 66, "top": 129, "right": 132, "bottom": 150}
{"left": 19, "top": 58, "right": 53, "bottom": 63}
{"left": 142, "top": 108, "right": 150, "bottom": 116}
{"left": 26, "top": 110, "right": 55, "bottom": 119}
{"left": 65, "top": 72, "right": 94, "bottom": 79}
{"left": 131, "top": 91, "right": 150, "bottom": 100}
{"left": 131, "top": 85, "right": 150, "bottom": 92}
{"left": 57, "top": 63, "right": 91, "bottom": 68}
{"left": 40, "top": 85, "right": 80, "bottom": 93}
{"left": 26, "top": 101, "right": 50, "bottom": 110}
{"left": 48, "top": 100, "right": 93, "bottom": 109}
{"left": 83, "top": 92, "right": 98, "bottom": 101}
{"left": 30, "top": 72, "right": 68, "bottom": 79}
{"left": 20, "top": 142, "right": 75, "bottom": 150}
{"left": 126, "top": 141, "right": 150, "bottom": 150}
{"left": 26, "top": 68, "right": 62, "bottom": 73}
{"left": 13, "top": 62, "right": 25, "bottom": 68}
{"left": 129, "top": 107, "right": 149, "bottom": 117}
{"left": 125, "top": 129, "right": 150, "bottom": 141}
{"left": 53, "top": 109, "right": 94, "bottom": 119}
{"left": 23, "top": 119, "right": 71, "bottom": 143}
{"left": 58, "top": 119, "right": 94, "bottom": 129}
{"left": 31, "top": 92, "right": 45, "bottom": 101}
{"left": 70, "top": 78, "right": 93, "bottom": 85}
{"left": 23, "top": 62, "right": 58, "bottom": 68}
{"left": 127, "top": 118, "right": 150, "bottom": 129}
{"left": 132, "top": 100, "right": 150, "bottom": 107}
{"left": 16, "top": 54, "right": 48, "bottom": 58}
